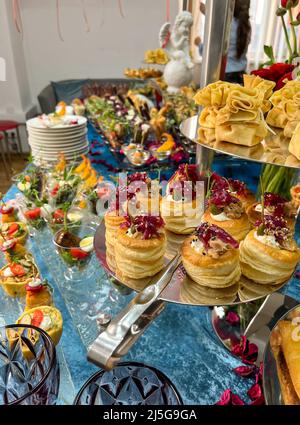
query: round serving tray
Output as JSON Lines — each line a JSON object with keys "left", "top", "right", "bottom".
{"left": 180, "top": 116, "right": 300, "bottom": 170}
{"left": 263, "top": 304, "right": 300, "bottom": 405}
{"left": 94, "top": 221, "right": 290, "bottom": 307}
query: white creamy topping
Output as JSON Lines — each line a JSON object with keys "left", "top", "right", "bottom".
{"left": 254, "top": 231, "right": 280, "bottom": 248}
{"left": 210, "top": 212, "right": 231, "bottom": 222}
{"left": 28, "top": 278, "right": 42, "bottom": 288}
{"left": 3, "top": 267, "right": 14, "bottom": 277}
{"left": 255, "top": 204, "right": 272, "bottom": 215}
{"left": 40, "top": 316, "right": 52, "bottom": 331}
{"left": 191, "top": 238, "right": 204, "bottom": 253}
{"left": 2, "top": 239, "right": 15, "bottom": 249}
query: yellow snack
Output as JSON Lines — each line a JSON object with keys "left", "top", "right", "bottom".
{"left": 0, "top": 222, "right": 28, "bottom": 246}
{"left": 17, "top": 306, "right": 63, "bottom": 348}
{"left": 157, "top": 133, "right": 176, "bottom": 152}
{"left": 0, "top": 256, "right": 39, "bottom": 297}
{"left": 74, "top": 155, "right": 88, "bottom": 174}
{"left": 55, "top": 153, "right": 66, "bottom": 173}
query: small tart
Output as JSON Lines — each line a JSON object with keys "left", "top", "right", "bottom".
{"left": 0, "top": 222, "right": 28, "bottom": 245}
{"left": 17, "top": 306, "right": 63, "bottom": 348}
{"left": 0, "top": 257, "right": 39, "bottom": 297}
{"left": 161, "top": 198, "right": 203, "bottom": 235}
{"left": 246, "top": 202, "right": 296, "bottom": 229}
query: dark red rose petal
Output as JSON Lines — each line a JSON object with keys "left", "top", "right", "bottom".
{"left": 233, "top": 365, "right": 256, "bottom": 378}
{"left": 215, "top": 389, "right": 245, "bottom": 405}
{"left": 247, "top": 383, "right": 262, "bottom": 401}
{"left": 226, "top": 311, "right": 240, "bottom": 326}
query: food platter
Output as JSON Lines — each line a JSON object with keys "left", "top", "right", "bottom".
{"left": 180, "top": 116, "right": 300, "bottom": 170}
{"left": 94, "top": 221, "right": 291, "bottom": 307}
{"left": 263, "top": 304, "right": 300, "bottom": 405}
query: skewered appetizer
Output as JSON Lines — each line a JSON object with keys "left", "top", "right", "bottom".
{"left": 181, "top": 222, "right": 241, "bottom": 292}
{"left": 202, "top": 189, "right": 250, "bottom": 242}
{"left": 25, "top": 277, "right": 53, "bottom": 311}
{"left": 0, "top": 222, "right": 28, "bottom": 245}
{"left": 0, "top": 254, "right": 39, "bottom": 297}
{"left": 161, "top": 164, "right": 204, "bottom": 235}
{"left": 0, "top": 203, "right": 18, "bottom": 223}
{"left": 17, "top": 306, "right": 63, "bottom": 346}
{"left": 115, "top": 215, "right": 166, "bottom": 283}
{"left": 270, "top": 318, "right": 300, "bottom": 405}
{"left": 239, "top": 216, "right": 300, "bottom": 285}
{"left": 23, "top": 206, "right": 45, "bottom": 229}
{"left": 246, "top": 192, "right": 296, "bottom": 229}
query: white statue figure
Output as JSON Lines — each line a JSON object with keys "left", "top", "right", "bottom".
{"left": 159, "top": 11, "right": 194, "bottom": 93}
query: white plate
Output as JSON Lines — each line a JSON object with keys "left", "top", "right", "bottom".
{"left": 28, "top": 135, "right": 87, "bottom": 146}
{"left": 32, "top": 146, "right": 89, "bottom": 161}
{"left": 28, "top": 128, "right": 87, "bottom": 139}
{"left": 27, "top": 115, "right": 87, "bottom": 130}
{"left": 29, "top": 141, "right": 88, "bottom": 153}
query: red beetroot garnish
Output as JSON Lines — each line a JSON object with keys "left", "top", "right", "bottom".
{"left": 255, "top": 215, "right": 291, "bottom": 244}
{"left": 196, "top": 222, "right": 239, "bottom": 250}
{"left": 228, "top": 178, "right": 246, "bottom": 196}
{"left": 225, "top": 311, "right": 240, "bottom": 326}
{"left": 264, "top": 192, "right": 287, "bottom": 215}
{"left": 209, "top": 189, "right": 239, "bottom": 209}
{"left": 210, "top": 173, "right": 228, "bottom": 192}
{"left": 231, "top": 335, "right": 258, "bottom": 365}
{"left": 121, "top": 215, "right": 165, "bottom": 240}
{"left": 215, "top": 389, "right": 245, "bottom": 406}
{"left": 168, "top": 164, "right": 203, "bottom": 201}
{"left": 233, "top": 365, "right": 256, "bottom": 378}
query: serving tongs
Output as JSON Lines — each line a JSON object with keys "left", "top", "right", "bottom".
{"left": 87, "top": 253, "right": 181, "bottom": 370}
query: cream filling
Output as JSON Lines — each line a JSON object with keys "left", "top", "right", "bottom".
{"left": 255, "top": 204, "right": 273, "bottom": 215}
{"left": 28, "top": 278, "right": 42, "bottom": 288}
{"left": 190, "top": 238, "right": 204, "bottom": 253}
{"left": 210, "top": 211, "right": 231, "bottom": 222}
{"left": 254, "top": 231, "right": 280, "bottom": 248}
{"left": 3, "top": 267, "right": 14, "bottom": 277}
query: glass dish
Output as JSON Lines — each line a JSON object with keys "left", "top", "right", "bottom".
{"left": 73, "top": 362, "right": 182, "bottom": 405}
{"left": 0, "top": 324, "right": 60, "bottom": 405}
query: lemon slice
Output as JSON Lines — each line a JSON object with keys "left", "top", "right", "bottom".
{"left": 79, "top": 236, "right": 94, "bottom": 253}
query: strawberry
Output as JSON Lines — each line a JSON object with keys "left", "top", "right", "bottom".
{"left": 31, "top": 309, "right": 44, "bottom": 327}
{"left": 10, "top": 263, "right": 26, "bottom": 277}
{"left": 70, "top": 248, "right": 89, "bottom": 259}
{"left": 24, "top": 207, "right": 41, "bottom": 220}
{"left": 8, "top": 223, "right": 19, "bottom": 236}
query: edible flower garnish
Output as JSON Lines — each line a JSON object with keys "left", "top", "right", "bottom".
{"left": 255, "top": 215, "right": 295, "bottom": 251}
{"left": 121, "top": 215, "right": 165, "bottom": 240}
{"left": 210, "top": 173, "right": 247, "bottom": 196}
{"left": 196, "top": 222, "right": 239, "bottom": 251}
{"left": 168, "top": 164, "right": 203, "bottom": 201}
{"left": 263, "top": 192, "right": 287, "bottom": 216}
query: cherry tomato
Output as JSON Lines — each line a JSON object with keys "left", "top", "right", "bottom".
{"left": 7, "top": 223, "right": 19, "bottom": 236}
{"left": 70, "top": 248, "right": 89, "bottom": 259}
{"left": 9, "top": 263, "right": 26, "bottom": 277}
{"left": 31, "top": 310, "right": 44, "bottom": 327}
{"left": 51, "top": 184, "right": 60, "bottom": 197}
{"left": 24, "top": 208, "right": 41, "bottom": 220}
{"left": 53, "top": 209, "right": 64, "bottom": 223}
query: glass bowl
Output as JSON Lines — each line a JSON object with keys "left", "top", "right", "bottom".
{"left": 125, "top": 146, "right": 150, "bottom": 167}
{"left": 0, "top": 324, "right": 60, "bottom": 405}
{"left": 73, "top": 362, "right": 183, "bottom": 405}
{"left": 53, "top": 224, "right": 95, "bottom": 282}
{"left": 149, "top": 145, "right": 173, "bottom": 161}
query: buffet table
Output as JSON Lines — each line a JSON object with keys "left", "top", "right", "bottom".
{"left": 1, "top": 128, "right": 300, "bottom": 405}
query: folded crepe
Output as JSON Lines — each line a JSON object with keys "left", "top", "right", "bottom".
{"left": 243, "top": 74, "right": 276, "bottom": 113}
{"left": 194, "top": 81, "right": 233, "bottom": 108}
{"left": 266, "top": 106, "right": 288, "bottom": 129}
{"left": 289, "top": 121, "right": 300, "bottom": 160}
{"left": 283, "top": 92, "right": 300, "bottom": 138}
{"left": 269, "top": 80, "right": 300, "bottom": 107}
{"left": 199, "top": 106, "right": 219, "bottom": 129}
{"left": 217, "top": 86, "right": 264, "bottom": 124}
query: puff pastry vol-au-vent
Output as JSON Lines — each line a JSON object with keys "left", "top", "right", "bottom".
{"left": 246, "top": 192, "right": 296, "bottom": 229}
{"left": 270, "top": 320, "right": 300, "bottom": 405}
{"left": 210, "top": 172, "right": 256, "bottom": 210}
{"left": 239, "top": 216, "right": 300, "bottom": 285}
{"left": 181, "top": 222, "right": 241, "bottom": 289}
{"left": 161, "top": 164, "right": 204, "bottom": 235}
{"left": 115, "top": 215, "right": 166, "bottom": 281}
{"left": 202, "top": 188, "right": 250, "bottom": 242}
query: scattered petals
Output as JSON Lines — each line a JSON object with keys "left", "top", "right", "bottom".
{"left": 233, "top": 365, "right": 256, "bottom": 378}
{"left": 247, "top": 383, "right": 262, "bottom": 401}
{"left": 215, "top": 389, "right": 245, "bottom": 405}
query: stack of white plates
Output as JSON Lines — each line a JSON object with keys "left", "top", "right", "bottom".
{"left": 26, "top": 115, "right": 89, "bottom": 164}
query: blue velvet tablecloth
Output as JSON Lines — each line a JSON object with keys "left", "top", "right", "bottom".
{"left": 1, "top": 125, "right": 300, "bottom": 405}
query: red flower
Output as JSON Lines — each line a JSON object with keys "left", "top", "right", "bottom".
{"left": 215, "top": 389, "right": 245, "bottom": 405}
{"left": 251, "top": 63, "right": 295, "bottom": 90}
{"left": 276, "top": 71, "right": 293, "bottom": 90}
{"left": 225, "top": 311, "right": 240, "bottom": 326}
